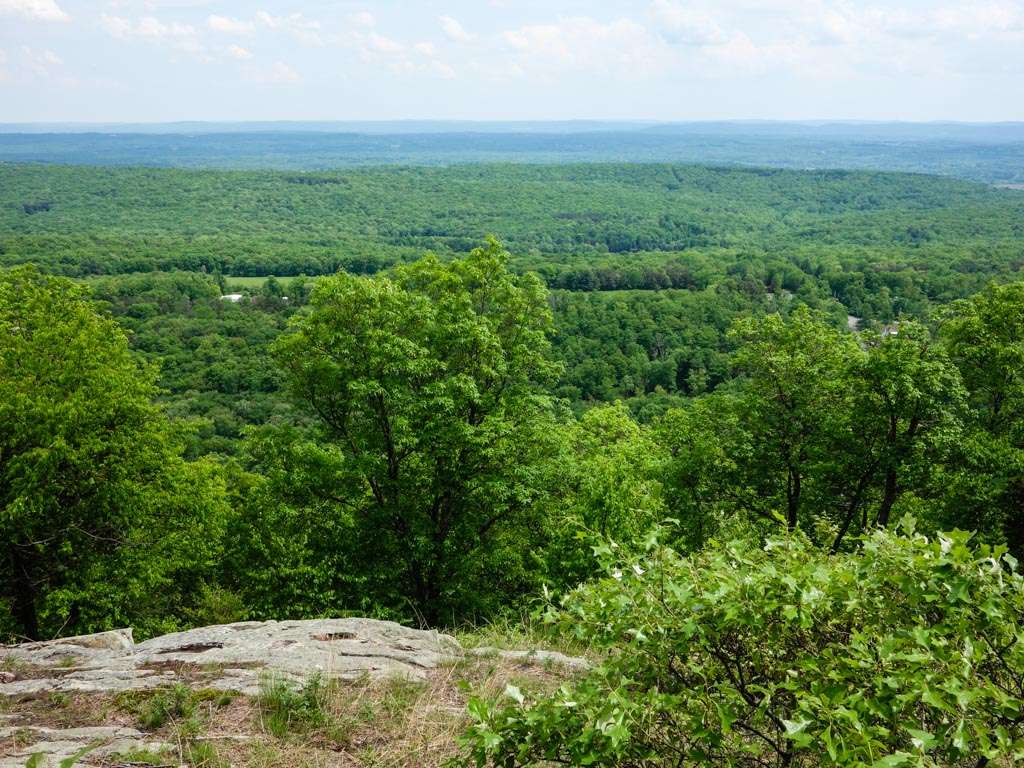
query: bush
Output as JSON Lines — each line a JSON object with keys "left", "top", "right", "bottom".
{"left": 461, "top": 523, "right": 1024, "bottom": 766}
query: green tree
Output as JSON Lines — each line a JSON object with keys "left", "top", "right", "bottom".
{"left": 827, "top": 323, "right": 965, "bottom": 550}
{"left": 544, "top": 403, "right": 668, "bottom": 586}
{"left": 724, "top": 307, "right": 859, "bottom": 531}
{"left": 939, "top": 283, "right": 1024, "bottom": 552}
{"left": 658, "top": 392, "right": 760, "bottom": 550}
{"left": 0, "top": 267, "right": 229, "bottom": 641}
{"left": 941, "top": 282, "right": 1024, "bottom": 432}
{"left": 269, "top": 239, "right": 561, "bottom": 624}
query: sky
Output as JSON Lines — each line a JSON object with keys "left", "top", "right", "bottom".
{"left": 0, "top": 0, "right": 1023, "bottom": 123}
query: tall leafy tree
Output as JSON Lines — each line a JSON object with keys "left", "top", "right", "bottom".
{"left": 726, "top": 307, "right": 860, "bottom": 532}
{"left": 941, "top": 282, "right": 1024, "bottom": 432}
{"left": 270, "top": 239, "right": 561, "bottom": 624}
{"left": 940, "top": 283, "right": 1024, "bottom": 552}
{"left": 544, "top": 403, "right": 669, "bottom": 586}
{"left": 827, "top": 323, "right": 965, "bottom": 551}
{"left": 0, "top": 267, "right": 228, "bottom": 641}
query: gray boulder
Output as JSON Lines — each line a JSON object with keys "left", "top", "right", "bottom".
{"left": 0, "top": 618, "right": 461, "bottom": 697}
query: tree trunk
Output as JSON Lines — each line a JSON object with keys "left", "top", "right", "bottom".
{"left": 9, "top": 547, "right": 40, "bottom": 640}
{"left": 786, "top": 468, "right": 801, "bottom": 532}
{"left": 876, "top": 468, "right": 898, "bottom": 528}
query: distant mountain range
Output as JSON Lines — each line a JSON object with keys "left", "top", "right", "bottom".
{"left": 1, "top": 121, "right": 1022, "bottom": 183}
{"left": 2, "top": 120, "right": 1024, "bottom": 141}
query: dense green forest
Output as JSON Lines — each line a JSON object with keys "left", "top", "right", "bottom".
{"left": 4, "top": 161, "right": 1022, "bottom": 439}
{"left": 2, "top": 163, "right": 1023, "bottom": 292}
{"left": 3, "top": 161, "right": 1024, "bottom": 763}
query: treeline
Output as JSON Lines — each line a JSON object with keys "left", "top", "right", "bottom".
{"left": 2, "top": 163, "right": 1023, "bottom": 319}
{"left": 72, "top": 264, "right": 1024, "bottom": 454}
{"left": 2, "top": 128, "right": 1024, "bottom": 183}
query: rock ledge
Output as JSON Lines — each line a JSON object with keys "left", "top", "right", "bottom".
{"left": 1, "top": 618, "right": 461, "bottom": 697}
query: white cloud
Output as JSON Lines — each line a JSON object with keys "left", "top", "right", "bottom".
{"left": 21, "top": 44, "right": 61, "bottom": 76}
{"left": 99, "top": 14, "right": 132, "bottom": 39}
{"left": 439, "top": 15, "right": 474, "bottom": 43}
{"left": 99, "top": 13, "right": 209, "bottom": 61}
{"left": 367, "top": 32, "right": 404, "bottom": 54}
{"left": 255, "top": 10, "right": 323, "bottom": 46}
{"left": 648, "top": 0, "right": 726, "bottom": 45}
{"left": 429, "top": 60, "right": 456, "bottom": 78}
{"left": 226, "top": 43, "right": 253, "bottom": 60}
{"left": 929, "top": 2, "right": 1024, "bottom": 39}
{"left": 254, "top": 60, "right": 301, "bottom": 83}
{"left": 634, "top": 0, "right": 1024, "bottom": 79}
{"left": 502, "top": 16, "right": 668, "bottom": 77}
{"left": 348, "top": 11, "right": 375, "bottom": 28}
{"left": 207, "top": 14, "right": 255, "bottom": 35}
{"left": 137, "top": 16, "right": 196, "bottom": 38}
{"left": 17, "top": 45, "right": 77, "bottom": 84}
{"left": 101, "top": 14, "right": 196, "bottom": 40}
{"left": 345, "top": 23, "right": 458, "bottom": 79}
{"left": 0, "top": 0, "right": 68, "bottom": 22}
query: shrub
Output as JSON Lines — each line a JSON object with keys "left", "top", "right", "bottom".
{"left": 461, "top": 523, "right": 1024, "bottom": 766}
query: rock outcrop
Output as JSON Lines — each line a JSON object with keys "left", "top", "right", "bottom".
{"left": 1, "top": 618, "right": 461, "bottom": 697}
{"left": 0, "top": 726, "right": 170, "bottom": 768}
{"left": 0, "top": 619, "right": 588, "bottom": 766}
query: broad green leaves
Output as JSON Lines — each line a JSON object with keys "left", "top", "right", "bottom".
{"left": 266, "top": 240, "right": 561, "bottom": 623}
{"left": 461, "top": 527, "right": 1024, "bottom": 766}
{"left": 0, "top": 267, "right": 229, "bottom": 641}
{"left": 661, "top": 308, "right": 967, "bottom": 552}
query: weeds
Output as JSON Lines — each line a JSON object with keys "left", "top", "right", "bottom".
{"left": 184, "top": 741, "right": 229, "bottom": 768}
{"left": 107, "top": 747, "right": 176, "bottom": 766}
{"left": 453, "top": 612, "right": 595, "bottom": 660}
{"left": 0, "top": 655, "right": 29, "bottom": 674}
{"left": 138, "top": 683, "right": 197, "bottom": 730}
{"left": 256, "top": 674, "right": 327, "bottom": 738}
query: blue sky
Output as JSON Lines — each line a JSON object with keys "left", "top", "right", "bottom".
{"left": 1, "top": 0, "right": 1023, "bottom": 122}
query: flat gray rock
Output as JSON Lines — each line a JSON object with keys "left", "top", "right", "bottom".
{"left": 0, "top": 725, "right": 171, "bottom": 768}
{"left": 0, "top": 619, "right": 461, "bottom": 697}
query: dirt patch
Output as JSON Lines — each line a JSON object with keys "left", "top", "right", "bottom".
{"left": 156, "top": 642, "right": 224, "bottom": 655}
{"left": 312, "top": 632, "right": 357, "bottom": 642}
{"left": 4, "top": 691, "right": 131, "bottom": 730}
{"left": 135, "top": 659, "right": 265, "bottom": 682}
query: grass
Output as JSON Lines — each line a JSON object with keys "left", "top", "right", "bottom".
{"left": 108, "top": 747, "right": 177, "bottom": 766}
{"left": 184, "top": 741, "right": 230, "bottom": 768}
{"left": 0, "top": 655, "right": 30, "bottom": 674}
{"left": 223, "top": 275, "right": 277, "bottom": 289}
{"left": 453, "top": 611, "right": 596, "bottom": 660}
{"left": 242, "top": 650, "right": 573, "bottom": 766}
{"left": 256, "top": 674, "right": 329, "bottom": 738}
{"left": 130, "top": 683, "right": 199, "bottom": 730}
